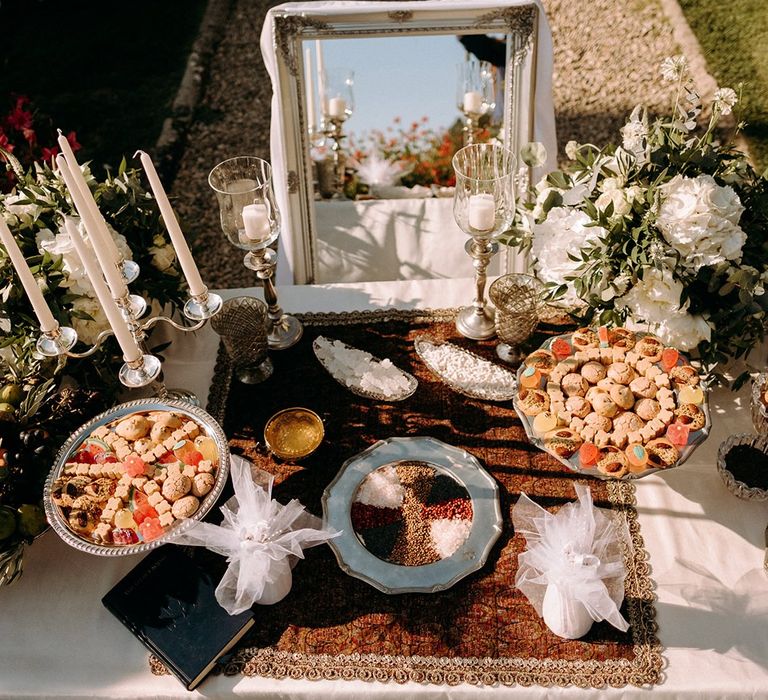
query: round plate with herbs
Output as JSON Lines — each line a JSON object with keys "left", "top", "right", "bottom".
{"left": 322, "top": 436, "right": 502, "bottom": 594}
{"left": 513, "top": 327, "right": 710, "bottom": 480}
{"left": 44, "top": 398, "right": 230, "bottom": 556}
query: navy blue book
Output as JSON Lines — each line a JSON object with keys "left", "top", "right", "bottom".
{"left": 102, "top": 545, "right": 255, "bottom": 691}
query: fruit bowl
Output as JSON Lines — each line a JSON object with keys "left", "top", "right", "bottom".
{"left": 43, "top": 399, "right": 229, "bottom": 556}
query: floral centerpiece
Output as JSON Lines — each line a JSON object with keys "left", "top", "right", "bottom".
{"left": 510, "top": 57, "right": 768, "bottom": 383}
{"left": 0, "top": 112, "right": 187, "bottom": 576}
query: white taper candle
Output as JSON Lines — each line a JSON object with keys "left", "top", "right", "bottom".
{"left": 56, "top": 155, "right": 128, "bottom": 300}
{"left": 56, "top": 131, "right": 123, "bottom": 267}
{"left": 136, "top": 150, "right": 207, "bottom": 297}
{"left": 315, "top": 40, "right": 327, "bottom": 116}
{"left": 63, "top": 217, "right": 142, "bottom": 363}
{"left": 305, "top": 47, "right": 316, "bottom": 132}
{"left": 0, "top": 215, "right": 58, "bottom": 333}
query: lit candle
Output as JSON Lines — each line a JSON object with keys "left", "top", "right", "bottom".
{"left": 305, "top": 47, "right": 316, "bottom": 132}
{"left": 0, "top": 215, "right": 58, "bottom": 333}
{"left": 468, "top": 193, "right": 495, "bottom": 231}
{"left": 463, "top": 90, "right": 483, "bottom": 114}
{"left": 315, "top": 40, "right": 327, "bottom": 115}
{"left": 56, "top": 155, "right": 128, "bottom": 300}
{"left": 63, "top": 217, "right": 142, "bottom": 363}
{"left": 242, "top": 203, "right": 271, "bottom": 243}
{"left": 136, "top": 150, "right": 207, "bottom": 297}
{"left": 328, "top": 97, "right": 346, "bottom": 119}
{"left": 56, "top": 131, "right": 123, "bottom": 268}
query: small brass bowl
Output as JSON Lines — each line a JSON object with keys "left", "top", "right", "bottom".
{"left": 264, "top": 407, "right": 324, "bottom": 460}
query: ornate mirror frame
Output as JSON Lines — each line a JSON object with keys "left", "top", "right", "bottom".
{"left": 263, "top": 2, "right": 543, "bottom": 285}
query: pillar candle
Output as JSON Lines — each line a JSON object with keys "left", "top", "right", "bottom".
{"left": 63, "top": 217, "right": 142, "bottom": 363}
{"left": 56, "top": 155, "right": 128, "bottom": 300}
{"left": 463, "top": 91, "right": 483, "bottom": 114}
{"left": 136, "top": 150, "right": 207, "bottom": 297}
{"left": 56, "top": 131, "right": 123, "bottom": 268}
{"left": 242, "top": 203, "right": 271, "bottom": 243}
{"left": 305, "top": 47, "right": 316, "bottom": 132}
{"left": 328, "top": 97, "right": 346, "bottom": 119}
{"left": 0, "top": 215, "right": 58, "bottom": 333}
{"left": 315, "top": 40, "right": 327, "bottom": 116}
{"left": 468, "top": 193, "right": 495, "bottom": 231}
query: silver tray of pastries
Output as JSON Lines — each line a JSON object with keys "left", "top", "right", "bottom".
{"left": 513, "top": 327, "right": 710, "bottom": 479}
{"left": 44, "top": 399, "right": 230, "bottom": 556}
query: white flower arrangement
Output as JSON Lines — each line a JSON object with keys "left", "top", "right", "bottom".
{"left": 510, "top": 57, "right": 768, "bottom": 379}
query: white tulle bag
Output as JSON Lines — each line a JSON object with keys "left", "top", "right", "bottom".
{"left": 173, "top": 455, "right": 338, "bottom": 614}
{"left": 512, "top": 483, "right": 630, "bottom": 639}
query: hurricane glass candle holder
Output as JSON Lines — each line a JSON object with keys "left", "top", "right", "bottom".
{"left": 489, "top": 274, "right": 543, "bottom": 364}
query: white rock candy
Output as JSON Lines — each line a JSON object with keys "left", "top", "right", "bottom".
{"left": 315, "top": 336, "right": 412, "bottom": 398}
{"left": 430, "top": 518, "right": 472, "bottom": 559}
{"left": 355, "top": 466, "right": 404, "bottom": 508}
{"left": 418, "top": 341, "right": 516, "bottom": 400}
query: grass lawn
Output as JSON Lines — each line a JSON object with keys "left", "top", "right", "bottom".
{"left": 678, "top": 0, "right": 768, "bottom": 171}
{"left": 0, "top": 0, "right": 207, "bottom": 175}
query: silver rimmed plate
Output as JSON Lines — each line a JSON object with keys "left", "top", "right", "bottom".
{"left": 323, "top": 436, "right": 502, "bottom": 594}
{"left": 514, "top": 330, "right": 711, "bottom": 480}
{"left": 414, "top": 337, "right": 517, "bottom": 402}
{"left": 43, "top": 398, "right": 230, "bottom": 556}
{"left": 313, "top": 336, "right": 418, "bottom": 402}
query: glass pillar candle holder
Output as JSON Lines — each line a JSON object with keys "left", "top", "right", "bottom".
{"left": 456, "top": 58, "right": 497, "bottom": 145}
{"left": 452, "top": 143, "right": 516, "bottom": 340}
{"left": 208, "top": 156, "right": 302, "bottom": 349}
{"left": 489, "top": 274, "right": 543, "bottom": 365}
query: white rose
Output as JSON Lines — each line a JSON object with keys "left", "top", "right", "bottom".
{"left": 596, "top": 189, "right": 631, "bottom": 217}
{"left": 531, "top": 207, "right": 607, "bottom": 307}
{"left": 565, "top": 141, "right": 580, "bottom": 160}
{"left": 104, "top": 223, "right": 133, "bottom": 263}
{"left": 657, "top": 174, "right": 746, "bottom": 271}
{"left": 617, "top": 267, "right": 712, "bottom": 350}
{"left": 70, "top": 295, "right": 111, "bottom": 346}
{"left": 2, "top": 193, "right": 42, "bottom": 224}
{"left": 625, "top": 185, "right": 644, "bottom": 203}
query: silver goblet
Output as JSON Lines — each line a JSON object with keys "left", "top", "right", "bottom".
{"left": 452, "top": 143, "right": 517, "bottom": 340}
{"left": 208, "top": 156, "right": 302, "bottom": 349}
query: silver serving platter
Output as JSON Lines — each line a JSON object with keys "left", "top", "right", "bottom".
{"left": 414, "top": 337, "right": 517, "bottom": 402}
{"left": 312, "top": 336, "right": 418, "bottom": 402}
{"left": 513, "top": 331, "right": 711, "bottom": 480}
{"left": 323, "top": 436, "right": 502, "bottom": 594}
{"left": 43, "top": 398, "right": 230, "bottom": 556}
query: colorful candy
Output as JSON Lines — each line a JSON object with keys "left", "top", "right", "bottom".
{"left": 626, "top": 443, "right": 648, "bottom": 469}
{"left": 139, "top": 517, "right": 164, "bottom": 541}
{"left": 123, "top": 454, "right": 147, "bottom": 477}
{"left": 666, "top": 422, "right": 690, "bottom": 446}
{"left": 112, "top": 528, "right": 140, "bottom": 545}
{"left": 520, "top": 366, "right": 542, "bottom": 388}
{"left": 578, "top": 442, "right": 599, "bottom": 468}
{"left": 678, "top": 385, "right": 704, "bottom": 405}
{"left": 551, "top": 337, "right": 572, "bottom": 359}
{"left": 113, "top": 508, "right": 137, "bottom": 530}
{"left": 661, "top": 348, "right": 680, "bottom": 372}
{"left": 598, "top": 326, "right": 610, "bottom": 347}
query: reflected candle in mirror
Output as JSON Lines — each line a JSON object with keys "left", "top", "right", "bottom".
{"left": 242, "top": 203, "right": 271, "bottom": 243}
{"left": 463, "top": 90, "right": 483, "bottom": 114}
{"left": 468, "top": 193, "right": 495, "bottom": 231}
{"left": 328, "top": 97, "right": 347, "bottom": 119}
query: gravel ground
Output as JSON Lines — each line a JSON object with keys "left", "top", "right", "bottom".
{"left": 172, "top": 0, "right": 684, "bottom": 290}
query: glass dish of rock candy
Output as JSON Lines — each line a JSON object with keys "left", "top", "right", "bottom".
{"left": 44, "top": 399, "right": 229, "bottom": 556}
{"left": 313, "top": 335, "right": 418, "bottom": 402}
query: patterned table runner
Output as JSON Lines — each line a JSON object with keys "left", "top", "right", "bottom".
{"left": 151, "top": 309, "right": 662, "bottom": 688}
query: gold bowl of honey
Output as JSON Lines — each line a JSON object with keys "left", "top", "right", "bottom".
{"left": 264, "top": 408, "right": 324, "bottom": 460}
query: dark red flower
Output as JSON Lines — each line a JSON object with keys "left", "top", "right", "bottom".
{"left": 65, "top": 131, "right": 81, "bottom": 152}
{"left": 41, "top": 146, "right": 59, "bottom": 162}
{"left": 22, "top": 127, "right": 36, "bottom": 146}
{"left": 7, "top": 101, "right": 33, "bottom": 131}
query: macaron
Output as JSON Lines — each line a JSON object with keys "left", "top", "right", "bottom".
{"left": 520, "top": 366, "right": 542, "bottom": 388}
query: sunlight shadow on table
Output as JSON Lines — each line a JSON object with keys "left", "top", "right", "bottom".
{"left": 655, "top": 558, "right": 768, "bottom": 670}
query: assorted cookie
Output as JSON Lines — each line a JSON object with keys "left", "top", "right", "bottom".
{"left": 50, "top": 410, "right": 220, "bottom": 546}
{"left": 518, "top": 326, "right": 707, "bottom": 478}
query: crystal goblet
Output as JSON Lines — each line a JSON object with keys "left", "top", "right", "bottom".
{"left": 489, "top": 274, "right": 543, "bottom": 365}
{"left": 208, "top": 156, "right": 302, "bottom": 349}
{"left": 452, "top": 143, "right": 516, "bottom": 340}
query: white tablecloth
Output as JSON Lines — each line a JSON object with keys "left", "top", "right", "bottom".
{"left": 1, "top": 278, "right": 767, "bottom": 699}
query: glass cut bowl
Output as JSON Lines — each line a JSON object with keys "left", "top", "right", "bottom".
{"left": 716, "top": 433, "right": 768, "bottom": 501}
{"left": 43, "top": 398, "right": 230, "bottom": 556}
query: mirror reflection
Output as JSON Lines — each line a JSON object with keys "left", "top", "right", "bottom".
{"left": 302, "top": 35, "right": 509, "bottom": 284}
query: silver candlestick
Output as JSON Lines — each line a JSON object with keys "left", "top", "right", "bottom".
{"left": 452, "top": 143, "right": 517, "bottom": 340}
